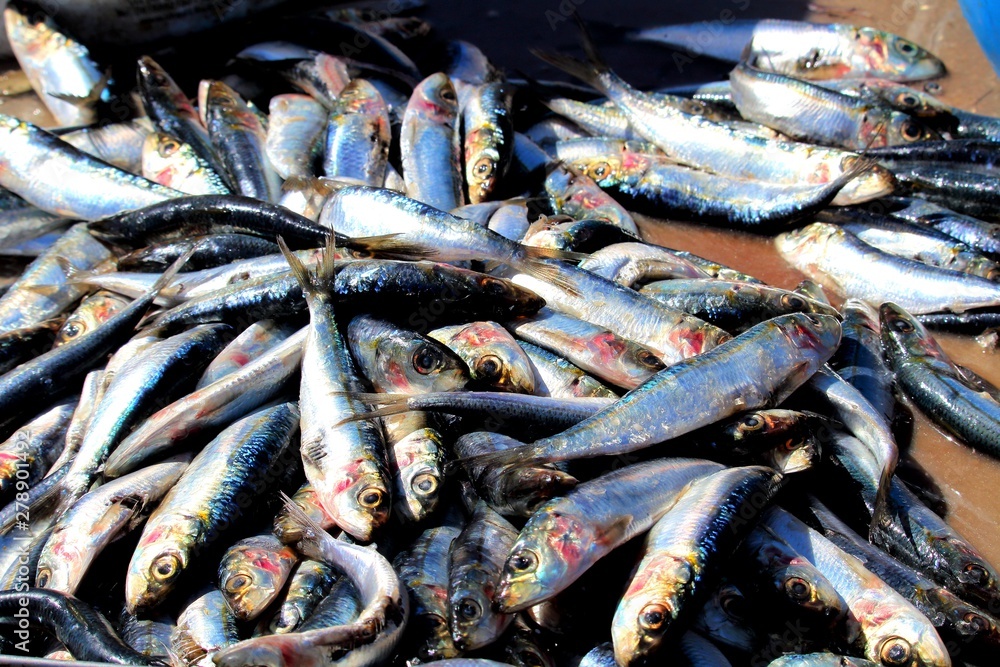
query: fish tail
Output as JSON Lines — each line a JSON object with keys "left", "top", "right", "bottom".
{"left": 521, "top": 243, "right": 590, "bottom": 263}
{"left": 150, "top": 245, "right": 196, "bottom": 295}
{"left": 870, "top": 463, "right": 895, "bottom": 541}
{"left": 278, "top": 234, "right": 338, "bottom": 298}
{"left": 455, "top": 440, "right": 546, "bottom": 470}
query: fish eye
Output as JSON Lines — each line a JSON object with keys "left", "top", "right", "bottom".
{"left": 35, "top": 568, "right": 51, "bottom": 588}
{"left": 412, "top": 344, "right": 443, "bottom": 375}
{"left": 475, "top": 354, "right": 502, "bottom": 380}
{"left": 890, "top": 318, "right": 914, "bottom": 334}
{"left": 895, "top": 38, "right": 919, "bottom": 57}
{"left": 636, "top": 349, "right": 661, "bottom": 369}
{"left": 224, "top": 573, "right": 253, "bottom": 594}
{"left": 590, "top": 161, "right": 610, "bottom": 179}
{"left": 924, "top": 81, "right": 942, "bottom": 94}
{"left": 411, "top": 473, "right": 439, "bottom": 496}
{"left": 780, "top": 293, "right": 807, "bottom": 310}
{"left": 638, "top": 603, "right": 668, "bottom": 631}
{"left": 963, "top": 562, "right": 990, "bottom": 585}
{"left": 61, "top": 321, "right": 83, "bottom": 339}
{"left": 964, "top": 612, "right": 990, "bottom": 633}
{"left": 456, "top": 597, "right": 482, "bottom": 622}
{"left": 151, "top": 554, "right": 181, "bottom": 582}
{"left": 900, "top": 120, "right": 924, "bottom": 142}
{"left": 439, "top": 87, "right": 457, "bottom": 103}
{"left": 159, "top": 140, "right": 180, "bottom": 157}
{"left": 719, "top": 587, "right": 748, "bottom": 619}
{"left": 741, "top": 414, "right": 765, "bottom": 431}
{"left": 686, "top": 101, "right": 707, "bottom": 115}
{"left": 481, "top": 277, "right": 509, "bottom": 297}
{"left": 878, "top": 637, "right": 912, "bottom": 666}
{"left": 803, "top": 314, "right": 823, "bottom": 327}
{"left": 896, "top": 93, "right": 920, "bottom": 109}
{"left": 358, "top": 487, "right": 385, "bottom": 509}
{"left": 784, "top": 576, "right": 812, "bottom": 601}
{"left": 507, "top": 549, "right": 538, "bottom": 573}
{"left": 271, "top": 609, "right": 300, "bottom": 632}
{"left": 474, "top": 156, "right": 494, "bottom": 179}
{"left": 516, "top": 648, "right": 545, "bottom": 667}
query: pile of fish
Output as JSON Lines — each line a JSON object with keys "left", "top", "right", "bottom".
{"left": 2, "top": 1, "right": 1000, "bottom": 666}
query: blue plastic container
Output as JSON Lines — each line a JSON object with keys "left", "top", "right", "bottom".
{"left": 958, "top": 0, "right": 1000, "bottom": 75}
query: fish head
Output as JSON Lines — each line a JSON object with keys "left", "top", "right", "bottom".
{"left": 697, "top": 581, "right": 756, "bottom": 650}
{"left": 382, "top": 333, "right": 470, "bottom": 394}
{"left": 56, "top": 290, "right": 129, "bottom": 346}
{"left": 833, "top": 160, "right": 896, "bottom": 205}
{"left": 611, "top": 554, "right": 693, "bottom": 666}
{"left": 496, "top": 507, "right": 591, "bottom": 612}
{"left": 772, "top": 560, "right": 847, "bottom": 624}
{"left": 412, "top": 72, "right": 458, "bottom": 124}
{"left": 337, "top": 78, "right": 388, "bottom": 117}
{"left": 449, "top": 578, "right": 502, "bottom": 650}
{"left": 878, "top": 302, "right": 952, "bottom": 370}
{"left": 35, "top": 541, "right": 85, "bottom": 594}
{"left": 125, "top": 530, "right": 191, "bottom": 612}
{"left": 764, "top": 434, "right": 821, "bottom": 474}
{"left": 865, "top": 611, "right": 952, "bottom": 667}
{"left": 318, "top": 468, "right": 391, "bottom": 542}
{"left": 765, "top": 288, "right": 841, "bottom": 320}
{"left": 774, "top": 222, "right": 838, "bottom": 260}
{"left": 865, "top": 30, "right": 946, "bottom": 82}
{"left": 141, "top": 132, "right": 198, "bottom": 189}
{"left": 776, "top": 312, "right": 843, "bottom": 359}
{"left": 505, "top": 632, "right": 556, "bottom": 667}
{"left": 219, "top": 543, "right": 294, "bottom": 622}
{"left": 410, "top": 610, "right": 459, "bottom": 661}
{"left": 884, "top": 112, "right": 939, "bottom": 146}
{"left": 926, "top": 531, "right": 1000, "bottom": 611}
{"left": 441, "top": 322, "right": 536, "bottom": 393}
{"left": 392, "top": 431, "right": 444, "bottom": 522}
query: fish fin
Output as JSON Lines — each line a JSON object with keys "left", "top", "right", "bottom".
{"left": 150, "top": 246, "right": 197, "bottom": 294}
{"left": 520, "top": 244, "right": 589, "bottom": 263}
{"left": 514, "top": 255, "right": 582, "bottom": 298}
{"left": 454, "top": 439, "right": 545, "bottom": 470}
{"left": 594, "top": 515, "right": 631, "bottom": 547}
{"left": 329, "top": 391, "right": 405, "bottom": 403}
{"left": 332, "top": 404, "right": 413, "bottom": 427}
{"left": 344, "top": 232, "right": 439, "bottom": 260}
{"left": 530, "top": 49, "right": 602, "bottom": 90}
{"left": 279, "top": 490, "right": 337, "bottom": 558}
{"left": 301, "top": 436, "right": 329, "bottom": 463}
{"left": 870, "top": 465, "right": 894, "bottom": 541}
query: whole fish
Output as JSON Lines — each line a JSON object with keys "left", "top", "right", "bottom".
{"left": 141, "top": 132, "right": 231, "bottom": 196}
{"left": 881, "top": 302, "right": 1000, "bottom": 459}
{"left": 35, "top": 457, "right": 189, "bottom": 595}
{"left": 323, "top": 79, "right": 391, "bottom": 186}
{"left": 633, "top": 19, "right": 945, "bottom": 81}
{"left": 5, "top": 0, "right": 107, "bottom": 126}
{"left": 171, "top": 588, "right": 240, "bottom": 667}
{"left": 639, "top": 279, "right": 838, "bottom": 333}
{"left": 283, "top": 240, "right": 391, "bottom": 541}
{"left": 496, "top": 458, "right": 723, "bottom": 612}
{"left": 219, "top": 534, "right": 298, "bottom": 622}
{"left": 730, "top": 61, "right": 937, "bottom": 149}
{"left": 125, "top": 401, "right": 300, "bottom": 611}
{"left": 430, "top": 321, "right": 535, "bottom": 394}
{"left": 612, "top": 466, "right": 782, "bottom": 665}
{"left": 395, "top": 526, "right": 462, "bottom": 661}
{"left": 449, "top": 501, "right": 518, "bottom": 650}
{"left": 776, "top": 222, "right": 1000, "bottom": 313}
{"left": 0, "top": 223, "right": 113, "bottom": 333}
{"left": 266, "top": 94, "right": 326, "bottom": 180}
{"left": 401, "top": 72, "right": 464, "bottom": 211}
{"left": 204, "top": 80, "right": 282, "bottom": 202}
{"left": 466, "top": 312, "right": 839, "bottom": 466}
